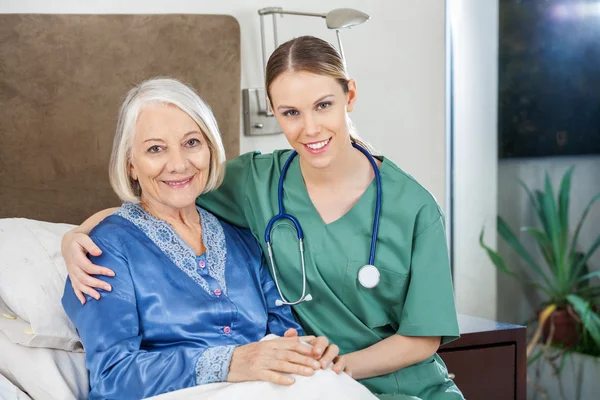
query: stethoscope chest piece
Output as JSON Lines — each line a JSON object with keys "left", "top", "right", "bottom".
{"left": 358, "top": 264, "right": 380, "bottom": 289}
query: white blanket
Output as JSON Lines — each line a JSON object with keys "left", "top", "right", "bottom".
{"left": 146, "top": 368, "right": 376, "bottom": 400}
{"left": 147, "top": 334, "right": 377, "bottom": 400}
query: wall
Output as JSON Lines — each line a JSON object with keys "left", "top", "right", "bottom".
{"left": 450, "top": 0, "right": 499, "bottom": 320}
{"left": 497, "top": 157, "right": 600, "bottom": 324}
{"left": 0, "top": 0, "right": 448, "bottom": 211}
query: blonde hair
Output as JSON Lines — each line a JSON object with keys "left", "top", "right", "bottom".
{"left": 265, "top": 35, "right": 373, "bottom": 152}
{"left": 109, "top": 77, "right": 226, "bottom": 203}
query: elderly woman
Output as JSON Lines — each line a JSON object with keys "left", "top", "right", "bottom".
{"left": 61, "top": 78, "right": 345, "bottom": 400}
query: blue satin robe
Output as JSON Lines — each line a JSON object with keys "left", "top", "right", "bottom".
{"left": 62, "top": 203, "right": 302, "bottom": 400}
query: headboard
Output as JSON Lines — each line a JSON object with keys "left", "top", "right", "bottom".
{"left": 0, "top": 14, "right": 241, "bottom": 224}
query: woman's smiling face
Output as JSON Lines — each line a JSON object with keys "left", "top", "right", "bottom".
{"left": 269, "top": 71, "right": 357, "bottom": 170}
{"left": 129, "top": 103, "right": 211, "bottom": 212}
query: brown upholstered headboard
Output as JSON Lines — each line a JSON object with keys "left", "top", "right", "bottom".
{"left": 0, "top": 14, "right": 241, "bottom": 224}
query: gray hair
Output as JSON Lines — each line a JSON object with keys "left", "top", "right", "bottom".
{"left": 109, "top": 77, "right": 226, "bottom": 203}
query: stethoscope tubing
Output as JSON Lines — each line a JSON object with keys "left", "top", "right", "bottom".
{"left": 265, "top": 142, "right": 382, "bottom": 305}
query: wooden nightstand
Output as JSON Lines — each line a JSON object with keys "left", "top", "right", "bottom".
{"left": 438, "top": 315, "right": 527, "bottom": 400}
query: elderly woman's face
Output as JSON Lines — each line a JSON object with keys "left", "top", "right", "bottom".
{"left": 129, "top": 104, "right": 210, "bottom": 211}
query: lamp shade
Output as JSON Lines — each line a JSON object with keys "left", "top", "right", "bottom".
{"left": 325, "top": 8, "right": 370, "bottom": 29}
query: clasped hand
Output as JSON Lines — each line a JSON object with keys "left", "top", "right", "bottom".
{"left": 228, "top": 328, "right": 351, "bottom": 385}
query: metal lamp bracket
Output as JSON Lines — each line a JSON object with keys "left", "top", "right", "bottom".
{"left": 242, "top": 88, "right": 282, "bottom": 136}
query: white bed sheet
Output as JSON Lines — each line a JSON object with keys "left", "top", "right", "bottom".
{"left": 0, "top": 374, "right": 32, "bottom": 400}
{"left": 0, "top": 330, "right": 88, "bottom": 400}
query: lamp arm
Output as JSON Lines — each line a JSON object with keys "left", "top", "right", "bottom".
{"left": 257, "top": 7, "right": 327, "bottom": 116}
{"left": 335, "top": 30, "right": 347, "bottom": 68}
{"left": 259, "top": 13, "right": 268, "bottom": 84}
{"left": 258, "top": 8, "right": 326, "bottom": 18}
{"left": 259, "top": 13, "right": 273, "bottom": 116}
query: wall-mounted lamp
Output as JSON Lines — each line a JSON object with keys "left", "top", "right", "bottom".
{"left": 243, "top": 7, "right": 370, "bottom": 136}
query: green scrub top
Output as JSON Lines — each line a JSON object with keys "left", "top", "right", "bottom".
{"left": 197, "top": 150, "right": 464, "bottom": 399}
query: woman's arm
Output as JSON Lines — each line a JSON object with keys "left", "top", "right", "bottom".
{"left": 343, "top": 206, "right": 459, "bottom": 380}
{"left": 71, "top": 207, "right": 118, "bottom": 235}
{"left": 61, "top": 207, "right": 119, "bottom": 303}
{"left": 343, "top": 335, "right": 439, "bottom": 380}
{"left": 196, "top": 152, "right": 255, "bottom": 227}
{"left": 62, "top": 235, "right": 217, "bottom": 399}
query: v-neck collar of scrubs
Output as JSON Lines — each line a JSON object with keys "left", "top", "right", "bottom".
{"left": 287, "top": 154, "right": 388, "bottom": 228}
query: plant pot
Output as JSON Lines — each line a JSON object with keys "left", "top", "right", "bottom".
{"left": 541, "top": 308, "right": 579, "bottom": 347}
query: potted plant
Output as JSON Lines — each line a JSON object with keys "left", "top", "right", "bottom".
{"left": 479, "top": 167, "right": 600, "bottom": 354}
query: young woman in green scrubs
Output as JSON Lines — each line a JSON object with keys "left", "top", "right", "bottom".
{"left": 62, "top": 36, "right": 464, "bottom": 399}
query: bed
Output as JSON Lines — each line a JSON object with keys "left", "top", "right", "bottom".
{"left": 0, "top": 13, "right": 377, "bottom": 400}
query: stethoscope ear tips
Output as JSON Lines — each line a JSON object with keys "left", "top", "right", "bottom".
{"left": 275, "top": 299, "right": 284, "bottom": 306}
{"left": 304, "top": 294, "right": 313, "bottom": 301}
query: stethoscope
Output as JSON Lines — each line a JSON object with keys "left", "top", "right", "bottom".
{"left": 265, "top": 142, "right": 382, "bottom": 306}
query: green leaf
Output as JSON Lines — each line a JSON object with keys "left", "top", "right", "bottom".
{"left": 572, "top": 235, "right": 600, "bottom": 284}
{"left": 521, "top": 226, "right": 556, "bottom": 274}
{"left": 518, "top": 179, "right": 544, "bottom": 225}
{"left": 497, "top": 216, "right": 556, "bottom": 292}
{"left": 558, "top": 167, "right": 574, "bottom": 257}
{"left": 542, "top": 173, "right": 563, "bottom": 279}
{"left": 566, "top": 294, "right": 600, "bottom": 349}
{"left": 522, "top": 281, "right": 554, "bottom": 297}
{"left": 569, "top": 193, "right": 600, "bottom": 262}
{"left": 573, "top": 252, "right": 591, "bottom": 290}
{"left": 518, "top": 179, "right": 539, "bottom": 209}
{"left": 479, "top": 228, "right": 551, "bottom": 297}
{"left": 558, "top": 350, "right": 571, "bottom": 373}
{"left": 527, "top": 349, "right": 544, "bottom": 365}
{"left": 535, "top": 190, "right": 550, "bottom": 236}
{"left": 578, "top": 285, "right": 600, "bottom": 301}
{"left": 479, "top": 228, "right": 517, "bottom": 278}
{"left": 577, "top": 270, "right": 600, "bottom": 284}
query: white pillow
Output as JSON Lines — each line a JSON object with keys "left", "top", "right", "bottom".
{"left": 0, "top": 218, "right": 82, "bottom": 351}
{"left": 0, "top": 330, "right": 89, "bottom": 400}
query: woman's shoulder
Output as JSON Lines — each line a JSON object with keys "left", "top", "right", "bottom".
{"left": 88, "top": 205, "right": 142, "bottom": 249}
{"left": 212, "top": 213, "right": 258, "bottom": 244}
{"left": 227, "top": 149, "right": 295, "bottom": 173}
{"left": 380, "top": 158, "right": 439, "bottom": 202}
{"left": 379, "top": 157, "right": 444, "bottom": 223}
